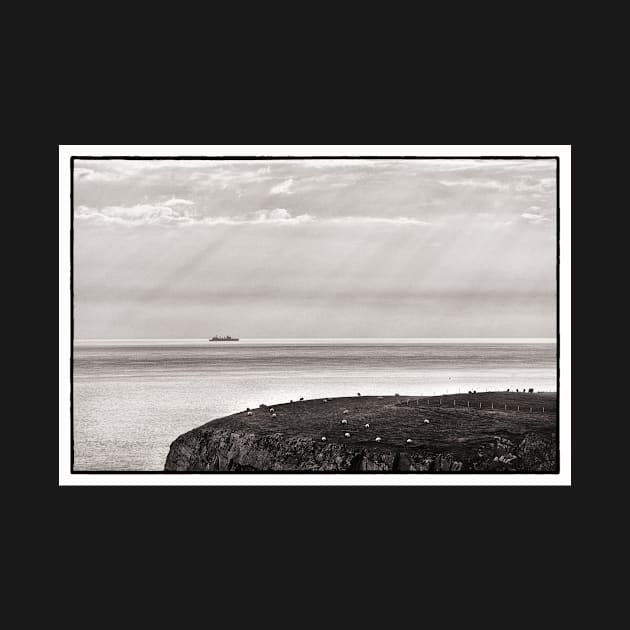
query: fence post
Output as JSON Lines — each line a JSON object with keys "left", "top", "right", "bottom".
{"left": 467, "top": 401, "right": 469, "bottom": 407}
{"left": 479, "top": 402, "right": 482, "bottom": 409}
{"left": 491, "top": 402, "right": 494, "bottom": 409}
{"left": 530, "top": 407, "right": 532, "bottom": 412}
{"left": 542, "top": 406, "right": 544, "bottom": 413}
{"left": 517, "top": 405, "right": 520, "bottom": 411}
{"left": 504, "top": 404, "right": 507, "bottom": 410}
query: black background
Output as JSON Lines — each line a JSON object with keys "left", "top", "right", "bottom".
{"left": 47, "top": 55, "right": 576, "bottom": 603}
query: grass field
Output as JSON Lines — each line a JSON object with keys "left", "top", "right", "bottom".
{"left": 196, "top": 391, "right": 557, "bottom": 461}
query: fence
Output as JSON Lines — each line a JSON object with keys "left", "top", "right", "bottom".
{"left": 398, "top": 398, "right": 549, "bottom": 413}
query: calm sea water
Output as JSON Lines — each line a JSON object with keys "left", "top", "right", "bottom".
{"left": 72, "top": 339, "right": 557, "bottom": 471}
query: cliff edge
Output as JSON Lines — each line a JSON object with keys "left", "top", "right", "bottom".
{"left": 165, "top": 392, "right": 557, "bottom": 472}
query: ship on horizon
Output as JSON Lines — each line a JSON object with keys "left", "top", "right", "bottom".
{"left": 209, "top": 335, "right": 239, "bottom": 342}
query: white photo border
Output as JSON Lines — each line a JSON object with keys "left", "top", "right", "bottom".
{"left": 59, "top": 145, "right": 571, "bottom": 486}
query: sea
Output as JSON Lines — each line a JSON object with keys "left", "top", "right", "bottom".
{"left": 72, "top": 338, "right": 557, "bottom": 471}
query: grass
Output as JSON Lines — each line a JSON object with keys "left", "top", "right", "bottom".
{"left": 194, "top": 391, "right": 557, "bottom": 459}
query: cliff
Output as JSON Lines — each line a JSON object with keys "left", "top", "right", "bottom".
{"left": 165, "top": 392, "right": 557, "bottom": 473}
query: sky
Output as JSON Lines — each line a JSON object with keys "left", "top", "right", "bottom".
{"left": 73, "top": 158, "right": 557, "bottom": 339}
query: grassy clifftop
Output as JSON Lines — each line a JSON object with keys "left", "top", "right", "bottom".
{"left": 165, "top": 392, "right": 557, "bottom": 472}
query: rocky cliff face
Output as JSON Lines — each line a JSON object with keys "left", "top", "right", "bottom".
{"left": 164, "top": 428, "right": 556, "bottom": 472}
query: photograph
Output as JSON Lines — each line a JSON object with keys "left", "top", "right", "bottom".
{"left": 60, "top": 146, "right": 569, "bottom": 483}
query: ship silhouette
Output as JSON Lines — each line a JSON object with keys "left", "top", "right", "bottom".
{"left": 209, "top": 335, "right": 239, "bottom": 342}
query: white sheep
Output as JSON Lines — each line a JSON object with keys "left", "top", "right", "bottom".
{"left": 272, "top": 413, "right": 277, "bottom": 418}
{"left": 321, "top": 436, "right": 327, "bottom": 441}
{"left": 364, "top": 423, "right": 370, "bottom": 428}
{"left": 341, "top": 419, "right": 348, "bottom": 424}
{"left": 375, "top": 437, "right": 382, "bottom": 442}
{"left": 344, "top": 432, "right": 350, "bottom": 438}
{"left": 342, "top": 409, "right": 349, "bottom": 414}
{"left": 246, "top": 411, "right": 253, "bottom": 416}
{"left": 269, "top": 408, "right": 275, "bottom": 413}
{"left": 424, "top": 418, "right": 430, "bottom": 424}
{"left": 406, "top": 438, "right": 413, "bottom": 444}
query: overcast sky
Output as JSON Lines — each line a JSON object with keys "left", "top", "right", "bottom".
{"left": 73, "top": 158, "right": 557, "bottom": 339}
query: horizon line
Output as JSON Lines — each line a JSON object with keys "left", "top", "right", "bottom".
{"left": 74, "top": 336, "right": 557, "bottom": 342}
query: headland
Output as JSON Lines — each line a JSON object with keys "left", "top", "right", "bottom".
{"left": 164, "top": 391, "right": 557, "bottom": 472}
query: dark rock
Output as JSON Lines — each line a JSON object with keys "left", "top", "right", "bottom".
{"left": 430, "top": 453, "right": 464, "bottom": 471}
{"left": 350, "top": 449, "right": 369, "bottom": 471}
{"left": 164, "top": 395, "right": 557, "bottom": 473}
{"left": 392, "top": 452, "right": 414, "bottom": 471}
{"left": 517, "top": 433, "right": 556, "bottom": 471}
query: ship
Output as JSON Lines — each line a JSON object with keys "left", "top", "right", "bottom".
{"left": 209, "top": 335, "right": 239, "bottom": 342}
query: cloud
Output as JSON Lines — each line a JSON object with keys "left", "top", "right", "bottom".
{"left": 75, "top": 204, "right": 189, "bottom": 226}
{"left": 75, "top": 203, "right": 432, "bottom": 228}
{"left": 74, "top": 167, "right": 128, "bottom": 183}
{"left": 76, "top": 204, "right": 314, "bottom": 227}
{"left": 74, "top": 160, "right": 276, "bottom": 190}
{"left": 74, "top": 159, "right": 558, "bottom": 192}
{"left": 521, "top": 212, "right": 550, "bottom": 225}
{"left": 269, "top": 178, "right": 295, "bottom": 195}
{"left": 439, "top": 179, "right": 508, "bottom": 190}
{"left": 327, "top": 216, "right": 432, "bottom": 226}
{"left": 162, "top": 198, "right": 195, "bottom": 206}
{"left": 189, "top": 209, "right": 315, "bottom": 226}
{"left": 247, "top": 208, "right": 313, "bottom": 224}
{"left": 294, "top": 159, "right": 553, "bottom": 172}
{"left": 515, "top": 177, "right": 556, "bottom": 193}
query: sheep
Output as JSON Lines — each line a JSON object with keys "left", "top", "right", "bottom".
{"left": 406, "top": 438, "right": 413, "bottom": 444}
{"left": 321, "top": 436, "right": 327, "bottom": 441}
{"left": 357, "top": 392, "right": 361, "bottom": 396}
{"left": 364, "top": 423, "right": 370, "bottom": 428}
{"left": 344, "top": 432, "right": 350, "bottom": 438}
{"left": 423, "top": 418, "right": 430, "bottom": 424}
{"left": 375, "top": 437, "right": 382, "bottom": 442}
{"left": 341, "top": 419, "right": 348, "bottom": 424}
{"left": 342, "top": 409, "right": 349, "bottom": 415}
{"left": 269, "top": 408, "right": 275, "bottom": 413}
{"left": 246, "top": 411, "right": 253, "bottom": 416}
{"left": 272, "top": 413, "right": 277, "bottom": 418}
{"left": 299, "top": 397, "right": 304, "bottom": 401}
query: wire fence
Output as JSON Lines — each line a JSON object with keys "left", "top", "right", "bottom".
{"left": 396, "top": 398, "right": 552, "bottom": 413}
